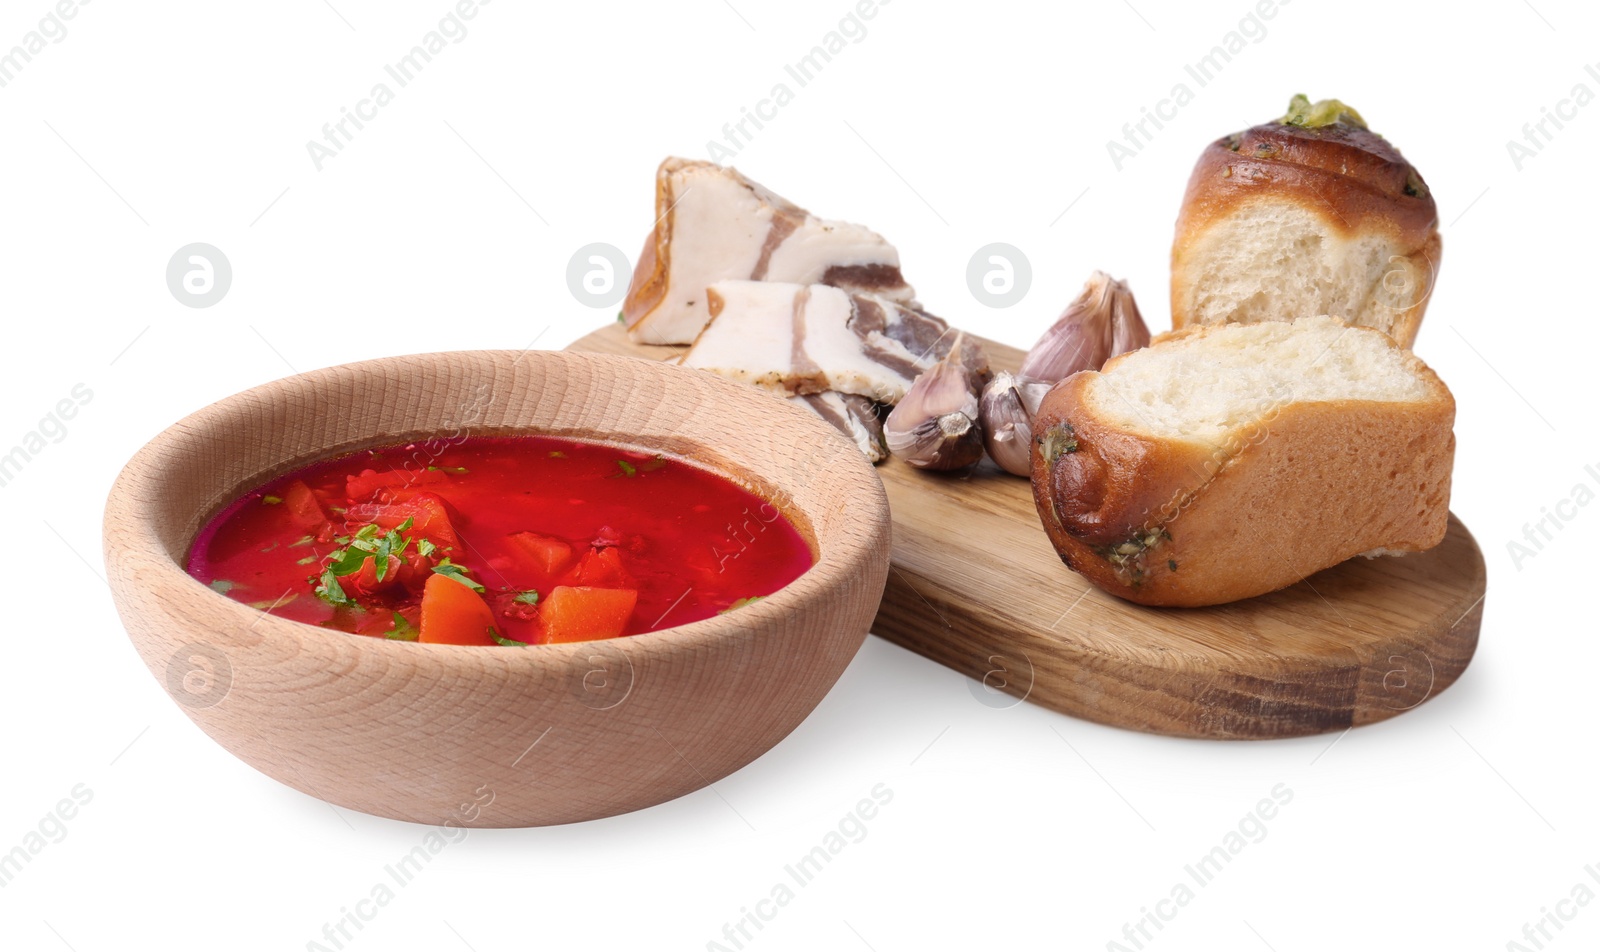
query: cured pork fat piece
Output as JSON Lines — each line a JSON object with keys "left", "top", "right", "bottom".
{"left": 622, "top": 158, "right": 915, "bottom": 345}
{"left": 679, "top": 281, "right": 987, "bottom": 405}
{"left": 790, "top": 391, "right": 888, "bottom": 464}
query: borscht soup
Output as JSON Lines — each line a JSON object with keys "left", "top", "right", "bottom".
{"left": 186, "top": 436, "right": 815, "bottom": 645}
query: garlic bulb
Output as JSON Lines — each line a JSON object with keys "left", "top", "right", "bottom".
{"left": 885, "top": 336, "right": 985, "bottom": 471}
{"left": 1018, "top": 271, "right": 1151, "bottom": 383}
{"left": 979, "top": 371, "right": 1053, "bottom": 477}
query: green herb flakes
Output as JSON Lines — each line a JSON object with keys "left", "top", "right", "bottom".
{"left": 489, "top": 627, "right": 526, "bottom": 647}
{"left": 432, "top": 560, "right": 484, "bottom": 592}
{"left": 387, "top": 612, "right": 419, "bottom": 641}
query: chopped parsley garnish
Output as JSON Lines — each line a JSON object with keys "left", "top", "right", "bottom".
{"left": 386, "top": 612, "right": 419, "bottom": 641}
{"left": 261, "top": 495, "right": 283, "bottom": 505}
{"left": 288, "top": 534, "right": 316, "bottom": 548}
{"left": 1039, "top": 422, "right": 1079, "bottom": 464}
{"left": 313, "top": 517, "right": 422, "bottom": 605}
{"left": 432, "top": 559, "right": 484, "bottom": 592}
{"left": 296, "top": 555, "right": 317, "bottom": 565}
{"left": 548, "top": 450, "right": 566, "bottom": 459}
{"left": 513, "top": 590, "right": 540, "bottom": 606}
{"left": 489, "top": 626, "right": 525, "bottom": 647}
{"left": 249, "top": 593, "right": 297, "bottom": 610}
{"left": 326, "top": 544, "right": 371, "bottom": 578}
{"left": 719, "top": 596, "right": 765, "bottom": 613}
{"left": 368, "top": 517, "right": 414, "bottom": 582}
{"left": 208, "top": 579, "right": 235, "bottom": 595}
{"left": 616, "top": 456, "right": 666, "bottom": 477}
{"left": 314, "top": 569, "right": 351, "bottom": 606}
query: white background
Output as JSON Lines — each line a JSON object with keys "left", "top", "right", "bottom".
{"left": 2, "top": 0, "right": 1595, "bottom": 949}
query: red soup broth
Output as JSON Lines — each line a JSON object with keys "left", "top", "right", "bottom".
{"left": 186, "top": 436, "right": 815, "bottom": 645}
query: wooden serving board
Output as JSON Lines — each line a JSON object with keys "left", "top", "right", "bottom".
{"left": 571, "top": 324, "right": 1486, "bottom": 739}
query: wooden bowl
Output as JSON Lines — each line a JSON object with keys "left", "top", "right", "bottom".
{"left": 103, "top": 350, "right": 891, "bottom": 826}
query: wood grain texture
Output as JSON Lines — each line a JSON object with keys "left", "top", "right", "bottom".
{"left": 572, "top": 323, "right": 1486, "bottom": 740}
{"left": 104, "top": 350, "right": 891, "bottom": 826}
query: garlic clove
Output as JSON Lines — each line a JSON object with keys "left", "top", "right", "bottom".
{"left": 889, "top": 411, "right": 985, "bottom": 471}
{"left": 1014, "top": 375, "right": 1051, "bottom": 417}
{"left": 1108, "top": 279, "right": 1151, "bottom": 359}
{"left": 1019, "top": 271, "right": 1151, "bottom": 383}
{"left": 980, "top": 371, "right": 1051, "bottom": 477}
{"left": 885, "top": 334, "right": 985, "bottom": 471}
{"left": 1019, "top": 288, "right": 1110, "bottom": 382}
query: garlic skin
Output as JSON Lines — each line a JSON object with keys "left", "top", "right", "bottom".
{"left": 1018, "top": 271, "right": 1151, "bottom": 383}
{"left": 980, "top": 371, "right": 1052, "bottom": 477}
{"left": 885, "top": 338, "right": 985, "bottom": 471}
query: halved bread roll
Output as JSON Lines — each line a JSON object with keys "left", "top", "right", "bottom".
{"left": 1171, "top": 97, "right": 1440, "bottom": 349}
{"left": 1031, "top": 316, "right": 1454, "bottom": 607}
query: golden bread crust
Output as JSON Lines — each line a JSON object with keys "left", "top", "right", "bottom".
{"left": 1171, "top": 120, "right": 1441, "bottom": 349}
{"left": 1031, "top": 324, "right": 1456, "bottom": 607}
